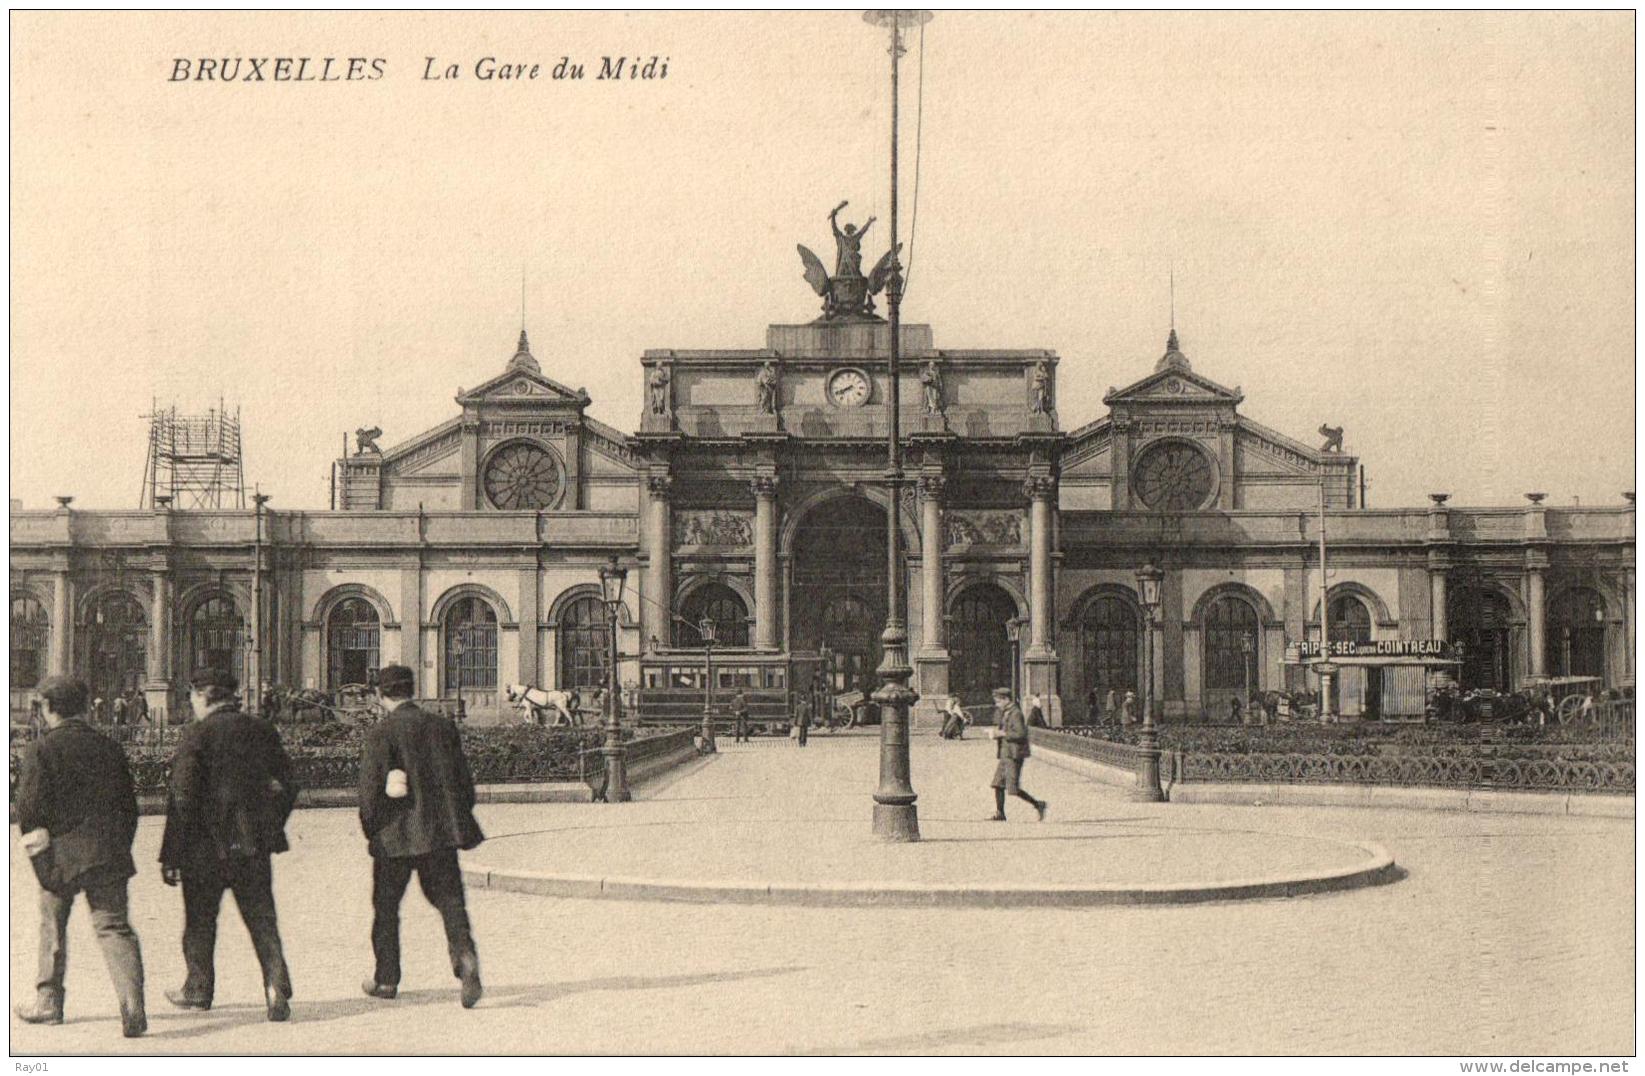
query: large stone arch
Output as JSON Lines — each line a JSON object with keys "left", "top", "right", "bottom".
{"left": 1189, "top": 581, "right": 1279, "bottom": 629}
{"left": 946, "top": 573, "right": 1029, "bottom": 621}
{"left": 428, "top": 582, "right": 514, "bottom": 627}
{"left": 75, "top": 579, "right": 153, "bottom": 626}
{"left": 310, "top": 582, "right": 398, "bottom": 628}
{"left": 1309, "top": 581, "right": 1394, "bottom": 628}
{"left": 779, "top": 484, "right": 920, "bottom": 559}
{"left": 546, "top": 582, "right": 636, "bottom": 628}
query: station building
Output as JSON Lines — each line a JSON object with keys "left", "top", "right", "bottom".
{"left": 9, "top": 312, "right": 1636, "bottom": 725}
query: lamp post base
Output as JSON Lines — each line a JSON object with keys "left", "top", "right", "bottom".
{"left": 602, "top": 745, "right": 632, "bottom": 803}
{"left": 1129, "top": 729, "right": 1166, "bottom": 802}
{"left": 871, "top": 801, "right": 921, "bottom": 842}
{"left": 699, "top": 714, "right": 717, "bottom": 754}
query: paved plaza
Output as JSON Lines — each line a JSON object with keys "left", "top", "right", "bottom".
{"left": 9, "top": 733, "right": 1635, "bottom": 1055}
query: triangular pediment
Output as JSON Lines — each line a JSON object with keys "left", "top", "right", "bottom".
{"left": 457, "top": 366, "right": 590, "bottom": 407}
{"left": 1104, "top": 366, "right": 1242, "bottom": 405}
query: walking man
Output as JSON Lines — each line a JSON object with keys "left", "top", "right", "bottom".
{"left": 359, "top": 664, "right": 485, "bottom": 1009}
{"left": 159, "top": 667, "right": 298, "bottom": 1022}
{"left": 14, "top": 676, "right": 147, "bottom": 1037}
{"left": 795, "top": 693, "right": 811, "bottom": 747}
{"left": 987, "top": 687, "right": 1048, "bottom": 822}
{"left": 732, "top": 689, "right": 750, "bottom": 743}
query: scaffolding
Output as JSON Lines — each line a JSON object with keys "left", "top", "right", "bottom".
{"left": 139, "top": 400, "right": 246, "bottom": 509}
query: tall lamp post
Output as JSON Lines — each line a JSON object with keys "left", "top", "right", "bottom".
{"left": 699, "top": 615, "right": 718, "bottom": 753}
{"left": 251, "top": 491, "right": 270, "bottom": 708}
{"left": 598, "top": 555, "right": 631, "bottom": 803}
{"left": 863, "top": 7, "right": 932, "bottom": 843}
{"left": 1132, "top": 563, "right": 1165, "bottom": 802}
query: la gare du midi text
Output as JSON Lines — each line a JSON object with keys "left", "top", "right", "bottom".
{"left": 167, "top": 56, "right": 669, "bottom": 82}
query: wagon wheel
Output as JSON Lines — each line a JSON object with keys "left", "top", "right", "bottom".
{"left": 1556, "top": 694, "right": 1587, "bottom": 723}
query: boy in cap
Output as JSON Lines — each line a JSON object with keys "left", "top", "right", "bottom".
{"left": 14, "top": 676, "right": 147, "bottom": 1037}
{"left": 159, "top": 667, "right": 298, "bottom": 1022}
{"left": 359, "top": 664, "right": 485, "bottom": 1008}
{"left": 987, "top": 687, "right": 1048, "bottom": 821}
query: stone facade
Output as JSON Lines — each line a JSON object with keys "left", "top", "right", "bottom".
{"left": 9, "top": 322, "right": 1636, "bottom": 725}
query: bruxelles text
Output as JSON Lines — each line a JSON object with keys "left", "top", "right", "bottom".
{"left": 166, "top": 56, "right": 670, "bottom": 83}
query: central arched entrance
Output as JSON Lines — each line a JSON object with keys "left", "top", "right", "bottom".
{"left": 791, "top": 495, "right": 886, "bottom": 702}
{"left": 950, "top": 583, "right": 1017, "bottom": 713}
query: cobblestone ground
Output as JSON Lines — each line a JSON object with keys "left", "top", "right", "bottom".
{"left": 10, "top": 733, "right": 1634, "bottom": 1055}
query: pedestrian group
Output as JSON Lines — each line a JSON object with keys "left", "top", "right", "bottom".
{"left": 14, "top": 664, "right": 486, "bottom": 1037}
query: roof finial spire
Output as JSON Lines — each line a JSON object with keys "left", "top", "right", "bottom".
{"left": 508, "top": 324, "right": 540, "bottom": 375}
{"left": 521, "top": 268, "right": 526, "bottom": 333}
{"left": 1169, "top": 261, "right": 1176, "bottom": 332}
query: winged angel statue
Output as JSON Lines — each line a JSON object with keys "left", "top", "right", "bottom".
{"left": 797, "top": 201, "right": 901, "bottom": 322}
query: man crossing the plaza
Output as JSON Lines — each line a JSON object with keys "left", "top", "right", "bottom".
{"left": 14, "top": 676, "right": 148, "bottom": 1038}
{"left": 987, "top": 687, "right": 1048, "bottom": 822}
{"left": 159, "top": 667, "right": 298, "bottom": 1022}
{"left": 358, "top": 664, "right": 486, "bottom": 1009}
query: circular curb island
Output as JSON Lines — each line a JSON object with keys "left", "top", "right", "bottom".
{"left": 461, "top": 840, "right": 1399, "bottom": 908}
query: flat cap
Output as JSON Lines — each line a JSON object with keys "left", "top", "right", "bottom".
{"left": 377, "top": 664, "right": 415, "bottom": 695}
{"left": 991, "top": 687, "right": 1013, "bottom": 699}
{"left": 190, "top": 667, "right": 239, "bottom": 692}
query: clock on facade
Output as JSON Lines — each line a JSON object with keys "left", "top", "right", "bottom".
{"left": 483, "top": 441, "right": 564, "bottom": 510}
{"left": 1133, "top": 440, "right": 1215, "bottom": 510}
{"left": 826, "top": 368, "right": 871, "bottom": 408}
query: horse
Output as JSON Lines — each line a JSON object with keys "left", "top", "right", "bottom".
{"left": 504, "top": 684, "right": 580, "bottom": 726}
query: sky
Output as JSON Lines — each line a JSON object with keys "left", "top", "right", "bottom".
{"left": 9, "top": 10, "right": 1636, "bottom": 511}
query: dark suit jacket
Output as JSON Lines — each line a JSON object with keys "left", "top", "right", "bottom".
{"left": 996, "top": 704, "right": 1031, "bottom": 761}
{"left": 160, "top": 705, "right": 298, "bottom": 870}
{"left": 15, "top": 719, "right": 139, "bottom": 894}
{"left": 359, "top": 702, "right": 484, "bottom": 859}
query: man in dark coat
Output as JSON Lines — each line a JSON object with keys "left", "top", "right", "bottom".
{"left": 14, "top": 676, "right": 147, "bottom": 1037}
{"left": 794, "top": 693, "right": 811, "bottom": 747}
{"left": 159, "top": 667, "right": 297, "bottom": 1021}
{"left": 988, "top": 688, "right": 1048, "bottom": 822}
{"left": 358, "top": 664, "right": 484, "bottom": 1009}
{"left": 732, "top": 690, "right": 750, "bottom": 743}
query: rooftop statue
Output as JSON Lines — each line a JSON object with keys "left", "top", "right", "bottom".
{"left": 797, "top": 200, "right": 901, "bottom": 322}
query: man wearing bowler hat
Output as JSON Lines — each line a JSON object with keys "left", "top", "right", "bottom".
{"left": 159, "top": 666, "right": 298, "bottom": 1021}
{"left": 359, "top": 664, "right": 485, "bottom": 1009}
{"left": 14, "top": 676, "right": 147, "bottom": 1037}
{"left": 987, "top": 687, "right": 1048, "bottom": 822}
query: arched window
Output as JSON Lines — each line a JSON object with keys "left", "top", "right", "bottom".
{"left": 444, "top": 597, "right": 498, "bottom": 694}
{"left": 87, "top": 591, "right": 147, "bottom": 704}
{"left": 1080, "top": 595, "right": 1139, "bottom": 698}
{"left": 676, "top": 584, "right": 749, "bottom": 648}
{"left": 558, "top": 596, "right": 610, "bottom": 691}
{"left": 189, "top": 595, "right": 244, "bottom": 683}
{"left": 10, "top": 595, "right": 49, "bottom": 691}
{"left": 1548, "top": 588, "right": 1606, "bottom": 679}
{"left": 327, "top": 597, "right": 381, "bottom": 689}
{"left": 1204, "top": 595, "right": 1260, "bottom": 692}
{"left": 1329, "top": 594, "right": 1373, "bottom": 645}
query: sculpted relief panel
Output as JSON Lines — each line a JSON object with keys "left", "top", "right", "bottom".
{"left": 945, "top": 511, "right": 1023, "bottom": 549}
{"left": 674, "top": 511, "right": 754, "bottom": 549}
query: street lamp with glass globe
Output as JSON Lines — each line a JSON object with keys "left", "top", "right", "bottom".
{"left": 598, "top": 555, "right": 631, "bottom": 803}
{"left": 699, "top": 615, "right": 718, "bottom": 753}
{"left": 1132, "top": 563, "right": 1166, "bottom": 802}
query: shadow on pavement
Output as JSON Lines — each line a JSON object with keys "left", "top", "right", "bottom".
{"left": 144, "top": 965, "right": 810, "bottom": 1038}
{"left": 793, "top": 1020, "right": 1083, "bottom": 1055}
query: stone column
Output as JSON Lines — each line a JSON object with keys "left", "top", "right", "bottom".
{"left": 399, "top": 565, "right": 424, "bottom": 681}
{"left": 919, "top": 476, "right": 945, "bottom": 652}
{"left": 1430, "top": 568, "right": 1449, "bottom": 643}
{"left": 646, "top": 476, "right": 673, "bottom": 648}
{"left": 143, "top": 571, "right": 172, "bottom": 723}
{"left": 517, "top": 566, "right": 540, "bottom": 686}
{"left": 1625, "top": 567, "right": 1636, "bottom": 681}
{"left": 752, "top": 475, "right": 778, "bottom": 651}
{"left": 1526, "top": 554, "right": 1547, "bottom": 678}
{"left": 1022, "top": 474, "right": 1061, "bottom": 722}
{"left": 913, "top": 474, "right": 950, "bottom": 727}
{"left": 50, "top": 570, "right": 72, "bottom": 676}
